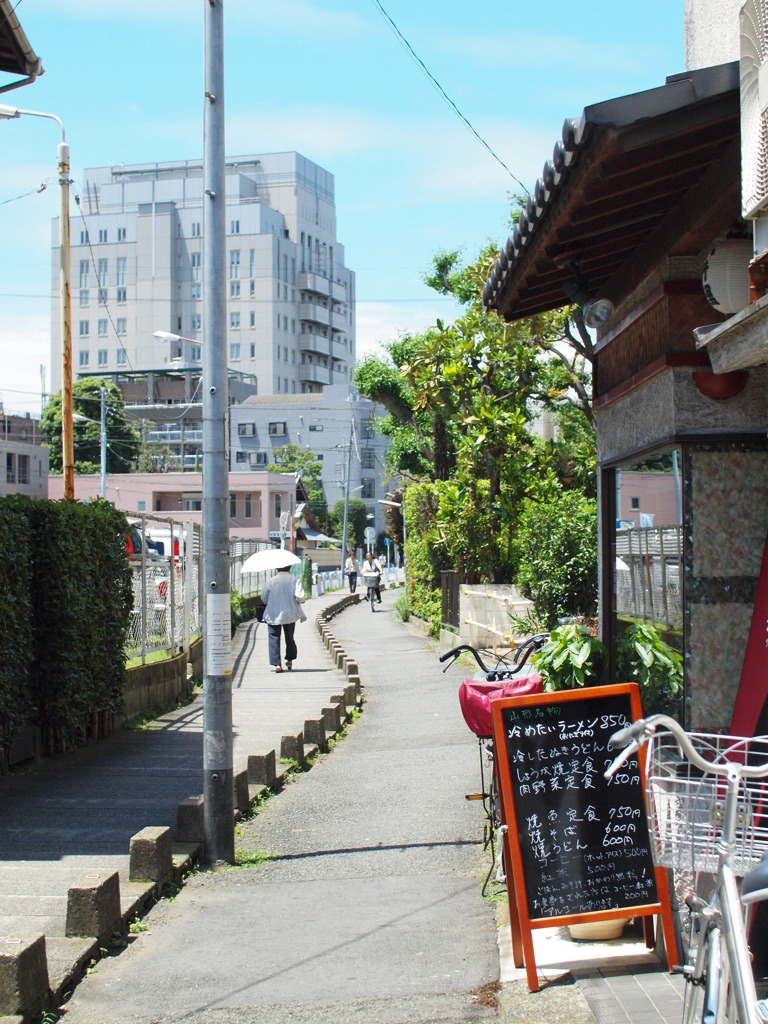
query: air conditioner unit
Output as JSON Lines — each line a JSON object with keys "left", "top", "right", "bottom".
{"left": 741, "top": 0, "right": 768, "bottom": 250}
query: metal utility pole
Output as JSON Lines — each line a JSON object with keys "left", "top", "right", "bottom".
{"left": 340, "top": 422, "right": 354, "bottom": 565}
{"left": 201, "top": 0, "right": 234, "bottom": 865}
{"left": 99, "top": 387, "right": 107, "bottom": 499}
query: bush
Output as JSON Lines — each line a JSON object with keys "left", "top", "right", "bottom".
{"left": 533, "top": 624, "right": 607, "bottom": 692}
{"left": 513, "top": 492, "right": 597, "bottom": 628}
{"left": 616, "top": 622, "right": 683, "bottom": 717}
{"left": 404, "top": 483, "right": 452, "bottom": 635}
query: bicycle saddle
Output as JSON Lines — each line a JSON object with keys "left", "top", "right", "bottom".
{"left": 741, "top": 850, "right": 768, "bottom": 905}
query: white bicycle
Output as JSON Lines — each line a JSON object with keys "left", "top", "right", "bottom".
{"left": 607, "top": 715, "right": 768, "bottom": 1024}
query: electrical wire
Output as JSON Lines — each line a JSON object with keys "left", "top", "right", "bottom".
{"left": 0, "top": 179, "right": 50, "bottom": 205}
{"left": 367, "top": 0, "right": 529, "bottom": 194}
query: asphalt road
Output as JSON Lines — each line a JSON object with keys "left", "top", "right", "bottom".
{"left": 57, "top": 595, "right": 504, "bottom": 1024}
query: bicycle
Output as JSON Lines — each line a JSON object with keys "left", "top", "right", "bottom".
{"left": 606, "top": 714, "right": 768, "bottom": 1024}
{"left": 440, "top": 637, "right": 548, "bottom": 894}
{"left": 363, "top": 572, "right": 380, "bottom": 612}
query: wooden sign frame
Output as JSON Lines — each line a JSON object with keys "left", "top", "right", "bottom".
{"left": 490, "top": 682, "right": 677, "bottom": 992}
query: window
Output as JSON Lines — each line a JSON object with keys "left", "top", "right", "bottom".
{"left": 361, "top": 478, "right": 375, "bottom": 499}
{"left": 137, "top": 500, "right": 146, "bottom": 512}
{"left": 230, "top": 493, "right": 237, "bottom": 518}
{"left": 274, "top": 493, "right": 282, "bottom": 518}
{"left": 250, "top": 280, "right": 255, "bottom": 297}
{"left": 230, "top": 312, "right": 241, "bottom": 329}
{"left": 230, "top": 220, "right": 240, "bottom": 234}
{"left": 17, "top": 454, "right": 29, "bottom": 486}
{"left": 79, "top": 260, "right": 89, "bottom": 287}
{"left": 6, "top": 453, "right": 15, "bottom": 484}
{"left": 98, "top": 319, "right": 108, "bottom": 337}
{"left": 97, "top": 258, "right": 108, "bottom": 286}
{"left": 117, "top": 318, "right": 126, "bottom": 334}
{"left": 116, "top": 257, "right": 127, "bottom": 285}
{"left": 98, "top": 229, "right": 108, "bottom": 243}
{"left": 268, "top": 421, "right": 286, "bottom": 437}
{"left": 117, "top": 348, "right": 127, "bottom": 365}
{"left": 79, "top": 289, "right": 89, "bottom": 306}
{"left": 183, "top": 494, "right": 203, "bottom": 512}
{"left": 361, "top": 421, "right": 375, "bottom": 440}
{"left": 249, "top": 451, "right": 268, "bottom": 466}
{"left": 361, "top": 449, "right": 375, "bottom": 469}
{"left": 229, "top": 250, "right": 240, "bottom": 279}
{"left": 236, "top": 451, "right": 247, "bottom": 464}
{"left": 238, "top": 422, "right": 256, "bottom": 437}
{"left": 79, "top": 350, "right": 89, "bottom": 367}
{"left": 191, "top": 314, "right": 201, "bottom": 331}
{"left": 98, "top": 289, "right": 107, "bottom": 306}
{"left": 230, "top": 343, "right": 241, "bottom": 360}
{"left": 79, "top": 320, "right": 89, "bottom": 337}
{"left": 249, "top": 342, "right": 256, "bottom": 358}
{"left": 191, "top": 345, "right": 202, "bottom": 361}
{"left": 244, "top": 493, "right": 252, "bottom": 518}
{"left": 117, "top": 227, "right": 126, "bottom": 241}
{"left": 230, "top": 280, "right": 240, "bottom": 297}
{"left": 191, "top": 282, "right": 201, "bottom": 299}
{"left": 191, "top": 251, "right": 201, "bottom": 280}
{"left": 250, "top": 311, "right": 255, "bottom": 327}
{"left": 631, "top": 496, "right": 640, "bottom": 509}
{"left": 98, "top": 349, "right": 108, "bottom": 366}
{"left": 79, "top": 230, "right": 89, "bottom": 244}
{"left": 117, "top": 287, "right": 127, "bottom": 303}
{"left": 309, "top": 424, "right": 323, "bottom": 432}
{"left": 191, "top": 222, "right": 201, "bottom": 237}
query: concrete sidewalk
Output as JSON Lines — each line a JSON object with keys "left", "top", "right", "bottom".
{"left": 0, "top": 588, "right": 363, "bottom": 1018}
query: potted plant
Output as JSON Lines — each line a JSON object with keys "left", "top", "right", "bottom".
{"left": 615, "top": 621, "right": 683, "bottom": 718}
{"left": 532, "top": 623, "right": 607, "bottom": 692}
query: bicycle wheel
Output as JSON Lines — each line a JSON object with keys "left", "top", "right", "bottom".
{"left": 368, "top": 587, "right": 376, "bottom": 612}
{"left": 683, "top": 924, "right": 732, "bottom": 1024}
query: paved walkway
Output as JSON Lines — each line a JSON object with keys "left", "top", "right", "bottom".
{"left": 1, "top": 586, "right": 685, "bottom": 1023}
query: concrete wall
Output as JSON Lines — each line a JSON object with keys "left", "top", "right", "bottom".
{"left": 684, "top": 0, "right": 741, "bottom": 70}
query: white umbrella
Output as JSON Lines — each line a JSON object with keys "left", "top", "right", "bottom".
{"left": 241, "top": 548, "right": 302, "bottom": 573}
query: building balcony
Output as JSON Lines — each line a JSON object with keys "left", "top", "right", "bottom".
{"left": 299, "top": 332, "right": 330, "bottom": 358}
{"left": 297, "top": 271, "right": 330, "bottom": 297}
{"left": 330, "top": 307, "right": 348, "bottom": 333}
{"left": 298, "top": 301, "right": 330, "bottom": 326}
{"left": 298, "top": 363, "right": 331, "bottom": 386}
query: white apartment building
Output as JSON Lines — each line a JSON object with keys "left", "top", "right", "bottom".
{"left": 50, "top": 152, "right": 355, "bottom": 396}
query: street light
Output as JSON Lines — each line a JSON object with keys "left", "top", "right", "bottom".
{"left": 0, "top": 103, "right": 73, "bottom": 498}
{"left": 378, "top": 498, "right": 407, "bottom": 575}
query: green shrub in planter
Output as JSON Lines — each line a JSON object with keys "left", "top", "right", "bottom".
{"left": 616, "top": 622, "right": 683, "bottom": 717}
{"left": 533, "top": 624, "right": 607, "bottom": 692}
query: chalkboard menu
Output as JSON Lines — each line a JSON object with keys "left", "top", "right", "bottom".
{"left": 490, "top": 683, "right": 676, "bottom": 991}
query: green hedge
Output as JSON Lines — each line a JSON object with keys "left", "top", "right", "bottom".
{"left": 0, "top": 496, "right": 133, "bottom": 760}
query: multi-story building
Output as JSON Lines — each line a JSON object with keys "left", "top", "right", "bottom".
{"left": 0, "top": 411, "right": 48, "bottom": 499}
{"left": 50, "top": 152, "right": 355, "bottom": 397}
{"left": 229, "top": 385, "right": 395, "bottom": 539}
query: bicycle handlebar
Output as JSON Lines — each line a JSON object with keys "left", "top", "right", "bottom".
{"left": 605, "top": 713, "right": 768, "bottom": 781}
{"left": 439, "top": 644, "right": 490, "bottom": 673}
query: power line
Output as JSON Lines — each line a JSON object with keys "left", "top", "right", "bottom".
{"left": 368, "top": 0, "right": 529, "bottom": 195}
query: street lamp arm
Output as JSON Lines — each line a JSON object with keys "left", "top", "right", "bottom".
{"left": 0, "top": 104, "right": 65, "bottom": 140}
{"left": 153, "top": 330, "right": 201, "bottom": 345}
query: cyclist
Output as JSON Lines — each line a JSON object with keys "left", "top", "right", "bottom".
{"left": 361, "top": 550, "right": 383, "bottom": 603}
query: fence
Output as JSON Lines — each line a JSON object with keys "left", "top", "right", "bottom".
{"left": 615, "top": 524, "right": 683, "bottom": 630}
{"left": 459, "top": 585, "right": 534, "bottom": 651}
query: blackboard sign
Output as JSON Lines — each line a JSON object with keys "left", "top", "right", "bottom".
{"left": 490, "top": 683, "right": 676, "bottom": 991}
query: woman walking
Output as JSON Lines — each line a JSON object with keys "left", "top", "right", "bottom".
{"left": 344, "top": 550, "right": 361, "bottom": 594}
{"left": 260, "top": 564, "right": 306, "bottom": 673}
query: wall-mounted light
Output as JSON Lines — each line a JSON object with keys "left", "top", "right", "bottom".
{"left": 560, "top": 270, "right": 615, "bottom": 328}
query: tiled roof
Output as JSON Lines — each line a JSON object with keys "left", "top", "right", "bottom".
{"left": 0, "top": 0, "right": 42, "bottom": 87}
{"left": 483, "top": 62, "right": 741, "bottom": 323}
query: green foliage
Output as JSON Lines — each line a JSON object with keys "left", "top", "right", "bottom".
{"left": 21, "top": 498, "right": 133, "bottom": 755}
{"left": 301, "top": 555, "right": 312, "bottom": 599}
{"left": 404, "top": 484, "right": 451, "bottom": 635}
{"left": 616, "top": 622, "right": 683, "bottom": 717}
{"left": 0, "top": 496, "right": 34, "bottom": 755}
{"left": 230, "top": 588, "right": 245, "bottom": 626}
{"left": 533, "top": 624, "right": 607, "bottom": 692}
{"left": 41, "top": 378, "right": 140, "bottom": 473}
{"left": 513, "top": 492, "right": 598, "bottom": 627}
{"left": 393, "top": 594, "right": 411, "bottom": 621}
{"left": 329, "top": 497, "right": 368, "bottom": 549}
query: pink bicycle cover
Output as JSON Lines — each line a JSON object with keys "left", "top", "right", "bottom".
{"left": 458, "top": 675, "right": 544, "bottom": 738}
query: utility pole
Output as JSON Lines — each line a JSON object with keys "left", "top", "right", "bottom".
{"left": 201, "top": 0, "right": 234, "bottom": 865}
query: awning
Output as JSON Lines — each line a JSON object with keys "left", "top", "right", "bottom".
{"left": 483, "top": 62, "right": 740, "bottom": 323}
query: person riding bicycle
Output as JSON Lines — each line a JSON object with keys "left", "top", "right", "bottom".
{"left": 361, "top": 551, "right": 383, "bottom": 603}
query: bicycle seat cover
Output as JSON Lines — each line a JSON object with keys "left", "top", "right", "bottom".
{"left": 458, "top": 676, "right": 543, "bottom": 738}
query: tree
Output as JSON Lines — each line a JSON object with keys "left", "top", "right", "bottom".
{"left": 41, "top": 378, "right": 140, "bottom": 474}
{"left": 265, "top": 444, "right": 327, "bottom": 522}
{"left": 328, "top": 497, "right": 367, "bottom": 549}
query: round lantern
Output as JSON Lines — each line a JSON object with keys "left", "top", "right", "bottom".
{"left": 702, "top": 238, "right": 753, "bottom": 315}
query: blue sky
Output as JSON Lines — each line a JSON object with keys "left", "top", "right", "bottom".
{"left": 0, "top": 0, "right": 683, "bottom": 415}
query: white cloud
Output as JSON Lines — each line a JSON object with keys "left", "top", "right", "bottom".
{"left": 0, "top": 312, "right": 50, "bottom": 414}
{"left": 355, "top": 298, "right": 458, "bottom": 360}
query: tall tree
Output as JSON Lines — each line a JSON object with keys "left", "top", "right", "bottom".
{"left": 42, "top": 378, "right": 140, "bottom": 474}
{"left": 265, "top": 444, "right": 327, "bottom": 522}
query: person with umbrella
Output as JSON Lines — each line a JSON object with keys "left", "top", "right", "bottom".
{"left": 242, "top": 549, "right": 306, "bottom": 674}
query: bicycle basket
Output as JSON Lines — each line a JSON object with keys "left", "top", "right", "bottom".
{"left": 645, "top": 730, "right": 768, "bottom": 878}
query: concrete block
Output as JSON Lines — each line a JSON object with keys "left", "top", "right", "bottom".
{"left": 66, "top": 871, "right": 121, "bottom": 943}
{"left": 248, "top": 750, "right": 276, "bottom": 788}
{"left": 281, "top": 732, "right": 306, "bottom": 767}
{"left": 345, "top": 660, "right": 359, "bottom": 676}
{"left": 304, "top": 717, "right": 328, "bottom": 752}
{"left": 0, "top": 934, "right": 49, "bottom": 1020}
{"left": 129, "top": 826, "right": 173, "bottom": 885}
{"left": 322, "top": 704, "right": 342, "bottom": 733}
{"left": 233, "top": 769, "right": 250, "bottom": 812}
{"left": 344, "top": 683, "right": 357, "bottom": 707}
{"left": 176, "top": 795, "right": 205, "bottom": 844}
